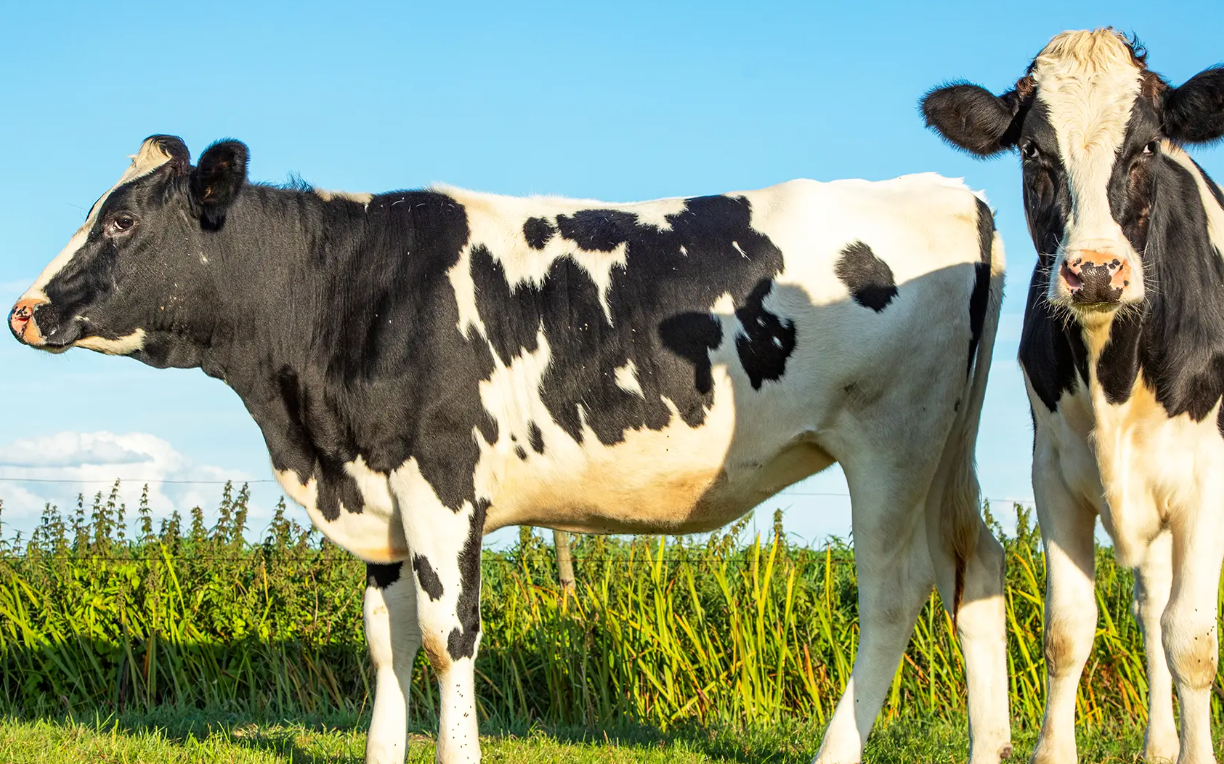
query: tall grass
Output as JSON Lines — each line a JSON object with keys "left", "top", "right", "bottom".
{"left": 0, "top": 482, "right": 1219, "bottom": 731}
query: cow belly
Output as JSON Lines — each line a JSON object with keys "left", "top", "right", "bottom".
{"left": 482, "top": 371, "right": 834, "bottom": 535}
{"left": 485, "top": 440, "right": 833, "bottom": 535}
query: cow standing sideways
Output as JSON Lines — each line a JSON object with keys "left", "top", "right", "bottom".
{"left": 925, "top": 29, "right": 1224, "bottom": 764}
{"left": 9, "top": 137, "right": 1010, "bottom": 764}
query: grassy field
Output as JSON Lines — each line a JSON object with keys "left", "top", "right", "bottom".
{"left": 2, "top": 482, "right": 1224, "bottom": 762}
{"left": 0, "top": 711, "right": 1189, "bottom": 763}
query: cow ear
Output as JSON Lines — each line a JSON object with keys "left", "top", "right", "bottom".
{"left": 921, "top": 82, "right": 1025, "bottom": 157}
{"left": 1165, "top": 66, "right": 1224, "bottom": 145}
{"left": 190, "top": 139, "right": 249, "bottom": 230}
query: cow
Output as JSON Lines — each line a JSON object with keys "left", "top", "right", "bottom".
{"left": 9, "top": 135, "right": 1010, "bottom": 764}
{"left": 923, "top": 28, "right": 1224, "bottom": 764}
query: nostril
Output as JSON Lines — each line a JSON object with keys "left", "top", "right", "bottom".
{"left": 1061, "top": 262, "right": 1083, "bottom": 290}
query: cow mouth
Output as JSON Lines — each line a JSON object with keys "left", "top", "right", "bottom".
{"left": 1069, "top": 295, "right": 1124, "bottom": 309}
{"left": 1054, "top": 291, "right": 1128, "bottom": 314}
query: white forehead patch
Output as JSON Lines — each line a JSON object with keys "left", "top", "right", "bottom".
{"left": 23, "top": 138, "right": 177, "bottom": 302}
{"left": 1032, "top": 30, "right": 1143, "bottom": 158}
{"left": 1031, "top": 29, "right": 1143, "bottom": 242}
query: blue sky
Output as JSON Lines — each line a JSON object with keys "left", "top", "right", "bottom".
{"left": 1, "top": 1, "right": 1222, "bottom": 546}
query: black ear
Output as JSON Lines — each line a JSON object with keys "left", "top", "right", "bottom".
{"left": 921, "top": 82, "right": 1024, "bottom": 157}
{"left": 1165, "top": 66, "right": 1224, "bottom": 145}
{"left": 190, "top": 139, "right": 249, "bottom": 230}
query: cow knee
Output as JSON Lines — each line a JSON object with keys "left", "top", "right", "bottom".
{"left": 1044, "top": 615, "right": 1093, "bottom": 679}
{"left": 422, "top": 632, "right": 452, "bottom": 677}
{"left": 1162, "top": 608, "right": 1218, "bottom": 691}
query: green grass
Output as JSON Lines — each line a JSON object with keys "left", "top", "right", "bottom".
{"left": 2, "top": 482, "right": 1224, "bottom": 755}
{"left": 0, "top": 711, "right": 1209, "bottom": 763}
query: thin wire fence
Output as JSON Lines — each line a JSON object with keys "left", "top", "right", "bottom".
{"left": 0, "top": 474, "right": 1036, "bottom": 504}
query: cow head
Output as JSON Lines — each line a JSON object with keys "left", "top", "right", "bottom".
{"left": 9, "top": 135, "right": 249, "bottom": 365}
{"left": 922, "top": 29, "right": 1224, "bottom": 317}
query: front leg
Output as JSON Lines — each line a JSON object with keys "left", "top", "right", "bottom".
{"left": 365, "top": 562, "right": 420, "bottom": 764}
{"left": 1132, "top": 533, "right": 1178, "bottom": 763}
{"left": 1030, "top": 447, "right": 1098, "bottom": 764}
{"left": 1164, "top": 509, "right": 1224, "bottom": 764}
{"left": 391, "top": 464, "right": 486, "bottom": 764}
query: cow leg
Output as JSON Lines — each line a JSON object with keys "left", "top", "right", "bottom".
{"left": 392, "top": 468, "right": 485, "bottom": 764}
{"left": 365, "top": 562, "right": 420, "bottom": 764}
{"left": 928, "top": 510, "right": 1010, "bottom": 763}
{"left": 1029, "top": 455, "right": 1097, "bottom": 764}
{"left": 1132, "top": 532, "right": 1178, "bottom": 763}
{"left": 1163, "top": 510, "right": 1224, "bottom": 764}
{"left": 813, "top": 460, "right": 936, "bottom": 764}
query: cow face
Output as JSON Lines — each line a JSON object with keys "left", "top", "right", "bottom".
{"left": 922, "top": 29, "right": 1224, "bottom": 317}
{"left": 9, "top": 135, "right": 248, "bottom": 365}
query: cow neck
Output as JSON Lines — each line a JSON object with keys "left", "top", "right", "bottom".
{"left": 198, "top": 185, "right": 386, "bottom": 481}
{"left": 196, "top": 186, "right": 334, "bottom": 380}
{"left": 197, "top": 185, "right": 490, "bottom": 495}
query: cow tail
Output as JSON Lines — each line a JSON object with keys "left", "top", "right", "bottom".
{"left": 939, "top": 198, "right": 1005, "bottom": 630}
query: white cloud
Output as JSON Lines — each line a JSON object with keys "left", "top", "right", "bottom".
{"left": 0, "top": 431, "right": 278, "bottom": 539}
{"left": 1, "top": 431, "right": 154, "bottom": 467}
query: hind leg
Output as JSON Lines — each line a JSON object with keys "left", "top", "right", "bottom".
{"left": 927, "top": 506, "right": 1011, "bottom": 763}
{"left": 365, "top": 562, "right": 421, "bottom": 764}
{"left": 812, "top": 455, "right": 937, "bottom": 764}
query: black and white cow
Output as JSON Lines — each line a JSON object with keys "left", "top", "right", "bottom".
{"left": 9, "top": 136, "right": 1010, "bottom": 764}
{"left": 924, "top": 28, "right": 1224, "bottom": 764}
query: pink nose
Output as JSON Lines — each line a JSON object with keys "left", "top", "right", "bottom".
{"left": 9, "top": 298, "right": 47, "bottom": 346}
{"left": 1060, "top": 250, "right": 1131, "bottom": 303}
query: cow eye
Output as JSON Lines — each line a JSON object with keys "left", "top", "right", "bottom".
{"left": 1143, "top": 141, "right": 1160, "bottom": 155}
{"left": 111, "top": 215, "right": 136, "bottom": 233}
{"left": 1021, "top": 142, "right": 1041, "bottom": 161}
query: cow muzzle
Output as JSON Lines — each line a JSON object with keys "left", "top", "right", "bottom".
{"left": 9, "top": 298, "right": 49, "bottom": 346}
{"left": 1059, "top": 250, "right": 1131, "bottom": 306}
